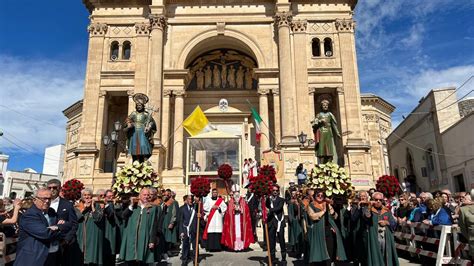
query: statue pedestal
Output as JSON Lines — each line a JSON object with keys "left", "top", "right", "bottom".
{"left": 345, "top": 138, "right": 373, "bottom": 190}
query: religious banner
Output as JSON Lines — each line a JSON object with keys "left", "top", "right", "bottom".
{"left": 261, "top": 149, "right": 284, "bottom": 180}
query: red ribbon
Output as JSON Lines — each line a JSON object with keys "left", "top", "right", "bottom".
{"left": 202, "top": 197, "right": 224, "bottom": 240}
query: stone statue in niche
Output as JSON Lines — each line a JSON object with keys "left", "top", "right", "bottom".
{"left": 311, "top": 97, "right": 341, "bottom": 164}
{"left": 205, "top": 66, "right": 212, "bottom": 88}
{"left": 212, "top": 65, "right": 221, "bottom": 88}
{"left": 236, "top": 66, "right": 245, "bottom": 89}
{"left": 227, "top": 65, "right": 236, "bottom": 88}
{"left": 196, "top": 69, "right": 204, "bottom": 90}
{"left": 244, "top": 68, "right": 253, "bottom": 90}
{"left": 125, "top": 93, "right": 157, "bottom": 162}
{"left": 212, "top": 57, "right": 239, "bottom": 88}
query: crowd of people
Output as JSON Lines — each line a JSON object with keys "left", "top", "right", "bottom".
{"left": 1, "top": 177, "right": 473, "bottom": 266}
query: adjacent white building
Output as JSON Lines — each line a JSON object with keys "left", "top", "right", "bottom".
{"left": 42, "top": 144, "right": 65, "bottom": 178}
{"left": 0, "top": 153, "right": 9, "bottom": 196}
{"left": 387, "top": 87, "right": 474, "bottom": 192}
{"left": 2, "top": 168, "right": 56, "bottom": 199}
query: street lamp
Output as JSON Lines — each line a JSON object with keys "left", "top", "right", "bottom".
{"left": 103, "top": 121, "right": 124, "bottom": 183}
{"left": 298, "top": 131, "right": 315, "bottom": 147}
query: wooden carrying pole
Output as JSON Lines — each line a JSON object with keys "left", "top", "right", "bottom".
{"left": 194, "top": 200, "right": 201, "bottom": 266}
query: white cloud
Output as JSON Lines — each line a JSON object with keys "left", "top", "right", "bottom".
{"left": 0, "top": 55, "right": 85, "bottom": 153}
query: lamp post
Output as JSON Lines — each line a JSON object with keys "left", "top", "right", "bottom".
{"left": 298, "top": 131, "right": 315, "bottom": 148}
{"left": 103, "top": 121, "right": 123, "bottom": 183}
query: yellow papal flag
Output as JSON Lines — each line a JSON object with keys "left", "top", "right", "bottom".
{"left": 182, "top": 106, "right": 212, "bottom": 136}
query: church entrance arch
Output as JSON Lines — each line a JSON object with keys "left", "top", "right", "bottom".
{"left": 180, "top": 42, "right": 261, "bottom": 193}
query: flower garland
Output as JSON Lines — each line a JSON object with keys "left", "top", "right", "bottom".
{"left": 112, "top": 160, "right": 162, "bottom": 196}
{"left": 62, "top": 179, "right": 85, "bottom": 201}
{"left": 306, "top": 162, "right": 354, "bottom": 197}
{"left": 217, "top": 164, "right": 233, "bottom": 180}
{"left": 190, "top": 178, "right": 211, "bottom": 198}
{"left": 376, "top": 175, "right": 401, "bottom": 198}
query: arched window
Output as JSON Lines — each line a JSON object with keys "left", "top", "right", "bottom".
{"left": 324, "top": 38, "right": 333, "bottom": 57}
{"left": 110, "top": 41, "right": 119, "bottom": 61}
{"left": 122, "top": 41, "right": 131, "bottom": 60}
{"left": 311, "top": 38, "right": 321, "bottom": 57}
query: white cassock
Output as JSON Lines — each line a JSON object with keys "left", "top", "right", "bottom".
{"left": 203, "top": 197, "right": 227, "bottom": 250}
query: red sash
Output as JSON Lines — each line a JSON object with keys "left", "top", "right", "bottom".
{"left": 203, "top": 197, "right": 224, "bottom": 240}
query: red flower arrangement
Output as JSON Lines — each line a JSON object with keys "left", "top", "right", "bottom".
{"left": 217, "top": 164, "right": 233, "bottom": 180}
{"left": 258, "top": 165, "right": 277, "bottom": 183}
{"left": 375, "top": 175, "right": 401, "bottom": 198}
{"left": 62, "top": 179, "right": 85, "bottom": 201}
{"left": 249, "top": 174, "right": 273, "bottom": 196}
{"left": 190, "top": 178, "right": 211, "bottom": 198}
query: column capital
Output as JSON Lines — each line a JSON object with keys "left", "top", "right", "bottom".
{"left": 127, "top": 90, "right": 135, "bottom": 97}
{"left": 272, "top": 88, "right": 280, "bottom": 95}
{"left": 173, "top": 90, "right": 185, "bottom": 97}
{"left": 274, "top": 11, "right": 293, "bottom": 27}
{"left": 258, "top": 88, "right": 270, "bottom": 95}
{"left": 308, "top": 87, "right": 316, "bottom": 94}
{"left": 135, "top": 22, "right": 151, "bottom": 36}
{"left": 163, "top": 89, "right": 172, "bottom": 97}
{"left": 87, "top": 23, "right": 108, "bottom": 37}
{"left": 98, "top": 90, "right": 107, "bottom": 97}
{"left": 335, "top": 18, "right": 356, "bottom": 32}
{"left": 336, "top": 86, "right": 344, "bottom": 93}
{"left": 291, "top": 20, "right": 307, "bottom": 33}
{"left": 149, "top": 14, "right": 167, "bottom": 30}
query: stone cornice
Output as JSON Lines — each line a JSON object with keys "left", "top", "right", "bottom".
{"left": 88, "top": 23, "right": 108, "bottom": 36}
{"left": 63, "top": 100, "right": 84, "bottom": 119}
{"left": 361, "top": 94, "right": 396, "bottom": 113}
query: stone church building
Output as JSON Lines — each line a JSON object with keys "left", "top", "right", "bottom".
{"left": 63, "top": 0, "right": 394, "bottom": 194}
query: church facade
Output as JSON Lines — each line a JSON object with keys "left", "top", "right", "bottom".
{"left": 64, "top": 0, "right": 391, "bottom": 195}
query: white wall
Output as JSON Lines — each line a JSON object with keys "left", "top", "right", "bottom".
{"left": 0, "top": 154, "right": 9, "bottom": 196}
{"left": 42, "top": 144, "right": 65, "bottom": 177}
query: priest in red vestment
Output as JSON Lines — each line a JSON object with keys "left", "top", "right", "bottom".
{"left": 221, "top": 184, "right": 255, "bottom": 251}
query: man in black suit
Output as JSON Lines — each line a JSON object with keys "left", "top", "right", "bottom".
{"left": 46, "top": 179, "right": 79, "bottom": 266}
{"left": 178, "top": 195, "right": 198, "bottom": 266}
{"left": 246, "top": 187, "right": 260, "bottom": 241}
{"left": 266, "top": 184, "right": 287, "bottom": 264}
{"left": 15, "top": 188, "right": 69, "bottom": 266}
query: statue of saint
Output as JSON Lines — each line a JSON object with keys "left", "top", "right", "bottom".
{"left": 196, "top": 69, "right": 204, "bottom": 90}
{"left": 205, "top": 66, "right": 212, "bottom": 89}
{"left": 244, "top": 68, "right": 253, "bottom": 90}
{"left": 124, "top": 93, "right": 157, "bottom": 162}
{"left": 311, "top": 99, "right": 341, "bottom": 164}
{"left": 212, "top": 65, "right": 221, "bottom": 88}
{"left": 236, "top": 66, "right": 244, "bottom": 89}
{"left": 227, "top": 65, "right": 236, "bottom": 88}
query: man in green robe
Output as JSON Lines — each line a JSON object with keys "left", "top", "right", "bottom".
{"left": 305, "top": 191, "right": 347, "bottom": 264}
{"left": 363, "top": 192, "right": 399, "bottom": 266}
{"left": 159, "top": 189, "right": 178, "bottom": 262}
{"left": 76, "top": 188, "right": 105, "bottom": 265}
{"left": 103, "top": 189, "right": 121, "bottom": 266}
{"left": 287, "top": 190, "right": 304, "bottom": 258}
{"left": 119, "top": 187, "right": 161, "bottom": 264}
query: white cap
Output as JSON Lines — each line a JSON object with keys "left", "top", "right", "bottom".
{"left": 289, "top": 180, "right": 295, "bottom": 184}
{"left": 231, "top": 184, "right": 240, "bottom": 192}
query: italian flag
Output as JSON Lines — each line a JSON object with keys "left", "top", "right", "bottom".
{"left": 251, "top": 107, "right": 262, "bottom": 143}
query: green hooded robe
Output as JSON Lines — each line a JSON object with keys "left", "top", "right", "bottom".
{"left": 103, "top": 203, "right": 122, "bottom": 265}
{"left": 307, "top": 203, "right": 347, "bottom": 263}
{"left": 365, "top": 207, "right": 399, "bottom": 266}
{"left": 76, "top": 204, "right": 104, "bottom": 265}
{"left": 162, "top": 200, "right": 178, "bottom": 244}
{"left": 119, "top": 204, "right": 161, "bottom": 263}
{"left": 288, "top": 201, "right": 303, "bottom": 250}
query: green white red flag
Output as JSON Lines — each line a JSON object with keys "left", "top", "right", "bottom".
{"left": 251, "top": 107, "right": 262, "bottom": 143}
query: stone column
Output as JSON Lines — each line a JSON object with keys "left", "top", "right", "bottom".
{"left": 161, "top": 89, "right": 172, "bottom": 169}
{"left": 272, "top": 88, "right": 281, "bottom": 145}
{"left": 335, "top": 18, "right": 363, "bottom": 139}
{"left": 258, "top": 88, "right": 270, "bottom": 151}
{"left": 148, "top": 15, "right": 167, "bottom": 143}
{"left": 134, "top": 22, "right": 151, "bottom": 95}
{"left": 291, "top": 20, "right": 311, "bottom": 136}
{"left": 172, "top": 90, "right": 185, "bottom": 169}
{"left": 274, "top": 12, "right": 297, "bottom": 143}
{"left": 308, "top": 88, "right": 316, "bottom": 131}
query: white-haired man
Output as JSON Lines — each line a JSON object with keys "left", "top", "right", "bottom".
{"left": 221, "top": 184, "right": 254, "bottom": 251}
{"left": 15, "top": 188, "right": 65, "bottom": 266}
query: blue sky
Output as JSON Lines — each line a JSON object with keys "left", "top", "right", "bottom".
{"left": 0, "top": 0, "right": 473, "bottom": 173}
